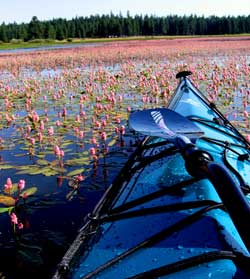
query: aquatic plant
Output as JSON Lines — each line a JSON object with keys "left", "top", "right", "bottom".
{"left": 0, "top": 177, "right": 37, "bottom": 234}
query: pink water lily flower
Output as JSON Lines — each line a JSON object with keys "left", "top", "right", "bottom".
{"left": 4, "top": 177, "right": 12, "bottom": 191}
{"left": 48, "top": 126, "right": 54, "bottom": 136}
{"left": 243, "top": 110, "right": 249, "bottom": 118}
{"left": 18, "top": 179, "right": 25, "bottom": 191}
{"left": 89, "top": 147, "right": 96, "bottom": 155}
{"left": 10, "top": 213, "right": 18, "bottom": 225}
{"left": 18, "top": 222, "right": 24, "bottom": 230}
{"left": 101, "top": 132, "right": 107, "bottom": 141}
{"left": 54, "top": 145, "right": 61, "bottom": 156}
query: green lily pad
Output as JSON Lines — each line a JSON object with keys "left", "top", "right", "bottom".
{"left": 36, "top": 159, "right": 50, "bottom": 166}
{"left": 61, "top": 140, "right": 74, "bottom": 147}
{"left": 0, "top": 164, "right": 14, "bottom": 170}
{"left": 20, "top": 187, "right": 38, "bottom": 198}
{"left": 67, "top": 168, "right": 85, "bottom": 177}
{"left": 41, "top": 168, "right": 61, "bottom": 176}
{"left": 0, "top": 195, "right": 16, "bottom": 206}
{"left": 108, "top": 138, "right": 117, "bottom": 147}
{"left": 0, "top": 206, "right": 14, "bottom": 213}
{"left": 65, "top": 157, "right": 90, "bottom": 166}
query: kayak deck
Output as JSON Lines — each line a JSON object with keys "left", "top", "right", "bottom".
{"left": 53, "top": 74, "right": 250, "bottom": 279}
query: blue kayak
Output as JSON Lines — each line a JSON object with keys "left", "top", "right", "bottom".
{"left": 53, "top": 71, "right": 250, "bottom": 279}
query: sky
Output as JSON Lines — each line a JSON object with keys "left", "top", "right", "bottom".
{"left": 1, "top": 0, "right": 250, "bottom": 24}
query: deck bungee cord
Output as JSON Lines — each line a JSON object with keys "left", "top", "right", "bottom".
{"left": 189, "top": 116, "right": 250, "bottom": 146}
{"left": 80, "top": 203, "right": 226, "bottom": 279}
{"left": 128, "top": 250, "right": 248, "bottom": 279}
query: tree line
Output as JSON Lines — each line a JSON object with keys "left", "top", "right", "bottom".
{"left": 0, "top": 13, "right": 250, "bottom": 42}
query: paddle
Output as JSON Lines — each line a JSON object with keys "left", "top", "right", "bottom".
{"left": 129, "top": 108, "right": 250, "bottom": 251}
{"left": 129, "top": 108, "right": 204, "bottom": 143}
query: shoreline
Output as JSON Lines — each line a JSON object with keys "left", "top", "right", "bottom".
{"left": 0, "top": 34, "right": 249, "bottom": 52}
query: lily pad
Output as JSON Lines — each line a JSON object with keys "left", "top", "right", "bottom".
{"left": 0, "top": 164, "right": 14, "bottom": 170}
{"left": 20, "top": 187, "right": 38, "bottom": 198}
{"left": 66, "top": 168, "right": 85, "bottom": 177}
{"left": 36, "top": 159, "right": 50, "bottom": 166}
{"left": 65, "top": 157, "right": 90, "bottom": 166}
{"left": 108, "top": 138, "right": 117, "bottom": 147}
{"left": 0, "top": 206, "right": 14, "bottom": 213}
{"left": 0, "top": 195, "right": 16, "bottom": 206}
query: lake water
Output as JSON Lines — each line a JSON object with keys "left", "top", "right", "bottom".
{"left": 0, "top": 38, "right": 249, "bottom": 279}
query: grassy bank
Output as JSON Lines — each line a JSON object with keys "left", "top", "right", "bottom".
{"left": 0, "top": 34, "right": 249, "bottom": 50}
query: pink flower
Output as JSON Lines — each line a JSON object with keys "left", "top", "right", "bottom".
{"left": 31, "top": 111, "right": 39, "bottom": 122}
{"left": 10, "top": 213, "right": 18, "bottom": 225}
{"left": 120, "top": 126, "right": 125, "bottom": 135}
{"left": 4, "top": 178, "right": 12, "bottom": 191}
{"left": 95, "top": 121, "right": 101, "bottom": 129}
{"left": 75, "top": 115, "right": 80, "bottom": 122}
{"left": 79, "top": 131, "right": 84, "bottom": 139}
{"left": 48, "top": 126, "right": 54, "bottom": 136}
{"left": 243, "top": 101, "right": 247, "bottom": 109}
{"left": 55, "top": 120, "right": 61, "bottom": 127}
{"left": 38, "top": 132, "right": 43, "bottom": 143}
{"left": 101, "top": 120, "right": 107, "bottom": 127}
{"left": 30, "top": 138, "right": 35, "bottom": 145}
{"left": 75, "top": 174, "right": 85, "bottom": 182}
{"left": 101, "top": 132, "right": 107, "bottom": 141}
{"left": 243, "top": 110, "right": 249, "bottom": 118}
{"left": 127, "top": 106, "right": 131, "bottom": 112}
{"left": 91, "top": 137, "right": 97, "bottom": 144}
{"left": 26, "top": 125, "right": 31, "bottom": 134}
{"left": 40, "top": 120, "right": 45, "bottom": 131}
{"left": 62, "top": 107, "right": 67, "bottom": 117}
{"left": 89, "top": 147, "right": 96, "bottom": 155}
{"left": 54, "top": 145, "right": 61, "bottom": 156}
{"left": 18, "top": 222, "right": 24, "bottom": 230}
{"left": 18, "top": 179, "right": 25, "bottom": 191}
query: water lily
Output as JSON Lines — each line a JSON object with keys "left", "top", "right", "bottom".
{"left": 18, "top": 222, "right": 24, "bottom": 230}
{"left": 10, "top": 212, "right": 18, "bottom": 225}
{"left": 18, "top": 179, "right": 25, "bottom": 191}
{"left": 4, "top": 178, "right": 12, "bottom": 192}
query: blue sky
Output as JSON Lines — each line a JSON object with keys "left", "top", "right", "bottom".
{"left": 1, "top": 0, "right": 250, "bottom": 23}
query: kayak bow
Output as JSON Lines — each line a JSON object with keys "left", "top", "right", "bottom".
{"left": 53, "top": 71, "right": 250, "bottom": 279}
